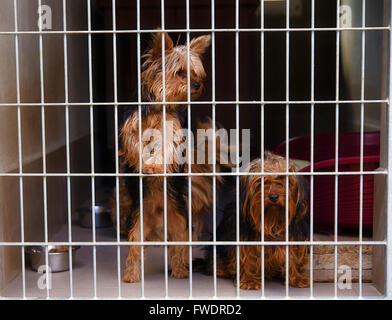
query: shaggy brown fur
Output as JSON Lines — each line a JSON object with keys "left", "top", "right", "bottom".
{"left": 195, "top": 152, "right": 310, "bottom": 289}
{"left": 113, "top": 31, "right": 233, "bottom": 283}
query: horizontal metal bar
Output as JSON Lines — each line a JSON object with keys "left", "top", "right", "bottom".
{"left": 0, "top": 241, "right": 386, "bottom": 246}
{"left": 0, "top": 99, "right": 388, "bottom": 107}
{"left": 0, "top": 171, "right": 387, "bottom": 177}
{"left": 0, "top": 295, "right": 388, "bottom": 301}
{"left": 0, "top": 26, "right": 389, "bottom": 35}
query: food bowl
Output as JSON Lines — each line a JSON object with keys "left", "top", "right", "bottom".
{"left": 26, "top": 245, "right": 80, "bottom": 273}
{"left": 78, "top": 205, "right": 113, "bottom": 228}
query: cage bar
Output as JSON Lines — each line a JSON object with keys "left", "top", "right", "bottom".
{"left": 387, "top": 0, "right": 392, "bottom": 300}
{"left": 37, "top": 0, "right": 50, "bottom": 299}
{"left": 334, "top": 0, "right": 341, "bottom": 298}
{"left": 0, "top": 240, "right": 386, "bottom": 247}
{"left": 110, "top": 0, "right": 123, "bottom": 299}
{"left": 260, "top": 0, "right": 265, "bottom": 298}
{"left": 13, "top": 0, "right": 26, "bottom": 299}
{"left": 285, "top": 0, "right": 290, "bottom": 298}
{"left": 0, "top": 26, "right": 389, "bottom": 36}
{"left": 86, "top": 0, "right": 98, "bottom": 298}
{"left": 136, "top": 0, "right": 145, "bottom": 299}
{"left": 211, "top": 0, "right": 217, "bottom": 299}
{"left": 1, "top": 99, "right": 388, "bottom": 107}
{"left": 62, "top": 0, "right": 74, "bottom": 299}
{"left": 235, "top": 0, "right": 240, "bottom": 298}
{"left": 310, "top": 0, "right": 315, "bottom": 298}
{"left": 185, "top": 0, "right": 193, "bottom": 298}
{"left": 358, "top": 0, "right": 366, "bottom": 298}
{"left": 160, "top": 0, "right": 169, "bottom": 298}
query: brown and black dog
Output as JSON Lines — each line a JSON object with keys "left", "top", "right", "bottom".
{"left": 111, "top": 31, "right": 232, "bottom": 283}
{"left": 195, "top": 152, "right": 310, "bottom": 289}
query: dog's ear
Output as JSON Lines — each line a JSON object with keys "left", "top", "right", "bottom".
{"left": 240, "top": 176, "right": 250, "bottom": 216}
{"left": 120, "top": 114, "right": 140, "bottom": 169}
{"left": 241, "top": 174, "right": 263, "bottom": 231}
{"left": 295, "top": 175, "right": 308, "bottom": 222}
{"left": 150, "top": 31, "right": 174, "bottom": 59}
{"left": 190, "top": 35, "right": 211, "bottom": 56}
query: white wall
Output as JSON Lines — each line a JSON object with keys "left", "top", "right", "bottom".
{"left": 340, "top": 0, "right": 385, "bottom": 132}
{"left": 0, "top": 0, "right": 90, "bottom": 173}
{"left": 0, "top": 0, "right": 89, "bottom": 291}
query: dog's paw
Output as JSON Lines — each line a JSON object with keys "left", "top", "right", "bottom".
{"left": 239, "top": 279, "right": 261, "bottom": 290}
{"left": 289, "top": 275, "right": 310, "bottom": 288}
{"left": 122, "top": 270, "right": 140, "bottom": 283}
{"left": 170, "top": 267, "right": 189, "bottom": 279}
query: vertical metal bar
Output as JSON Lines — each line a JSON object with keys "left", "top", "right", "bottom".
{"left": 111, "top": 0, "right": 122, "bottom": 299}
{"left": 62, "top": 0, "right": 74, "bottom": 298}
{"left": 211, "top": 0, "right": 217, "bottom": 299}
{"left": 358, "top": 0, "right": 366, "bottom": 298}
{"left": 285, "top": 0, "right": 290, "bottom": 298}
{"left": 235, "top": 0, "right": 240, "bottom": 297}
{"left": 86, "top": 0, "right": 97, "bottom": 298}
{"left": 160, "top": 0, "right": 169, "bottom": 298}
{"left": 136, "top": 0, "right": 145, "bottom": 299}
{"left": 334, "top": 0, "right": 341, "bottom": 298}
{"left": 185, "top": 0, "right": 193, "bottom": 298}
{"left": 260, "top": 0, "right": 265, "bottom": 298}
{"left": 310, "top": 0, "right": 315, "bottom": 298}
{"left": 13, "top": 0, "right": 26, "bottom": 299}
{"left": 386, "top": 0, "right": 392, "bottom": 300}
{"left": 38, "top": 0, "right": 50, "bottom": 299}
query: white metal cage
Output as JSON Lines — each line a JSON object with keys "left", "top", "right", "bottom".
{"left": 0, "top": 0, "right": 391, "bottom": 299}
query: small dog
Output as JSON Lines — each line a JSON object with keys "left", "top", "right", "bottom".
{"left": 195, "top": 152, "right": 310, "bottom": 289}
{"left": 112, "top": 31, "right": 231, "bottom": 283}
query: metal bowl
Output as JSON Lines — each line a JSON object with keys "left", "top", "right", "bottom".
{"left": 78, "top": 205, "right": 113, "bottom": 228}
{"left": 26, "top": 245, "right": 80, "bottom": 273}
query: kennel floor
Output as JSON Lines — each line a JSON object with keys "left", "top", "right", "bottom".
{"left": 1, "top": 224, "right": 382, "bottom": 299}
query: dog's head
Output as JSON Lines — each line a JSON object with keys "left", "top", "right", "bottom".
{"left": 241, "top": 153, "right": 308, "bottom": 238}
{"left": 141, "top": 31, "right": 211, "bottom": 110}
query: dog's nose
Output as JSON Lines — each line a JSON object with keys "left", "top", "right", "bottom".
{"left": 193, "top": 82, "right": 200, "bottom": 90}
{"left": 268, "top": 193, "right": 279, "bottom": 202}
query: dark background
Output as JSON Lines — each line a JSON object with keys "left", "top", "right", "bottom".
{"left": 89, "top": 0, "right": 386, "bottom": 184}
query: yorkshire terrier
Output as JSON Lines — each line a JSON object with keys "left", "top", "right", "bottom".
{"left": 112, "top": 31, "right": 231, "bottom": 283}
{"left": 195, "top": 152, "right": 310, "bottom": 289}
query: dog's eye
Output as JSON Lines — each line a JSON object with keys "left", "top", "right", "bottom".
{"left": 177, "top": 69, "right": 186, "bottom": 77}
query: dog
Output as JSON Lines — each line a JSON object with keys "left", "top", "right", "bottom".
{"left": 111, "top": 31, "right": 233, "bottom": 283}
{"left": 194, "top": 152, "right": 310, "bottom": 289}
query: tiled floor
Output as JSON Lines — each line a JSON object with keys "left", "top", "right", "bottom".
{"left": 1, "top": 224, "right": 383, "bottom": 299}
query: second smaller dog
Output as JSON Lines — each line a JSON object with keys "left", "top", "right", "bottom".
{"left": 195, "top": 152, "right": 310, "bottom": 289}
